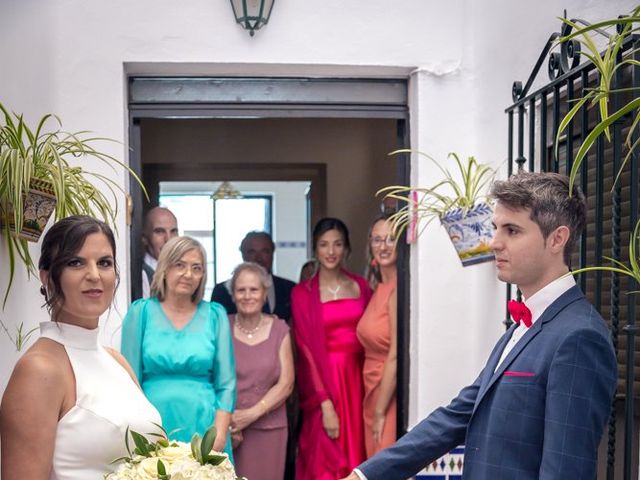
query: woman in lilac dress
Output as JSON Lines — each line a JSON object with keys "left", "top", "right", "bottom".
{"left": 292, "top": 218, "right": 372, "bottom": 480}
{"left": 229, "top": 262, "right": 294, "bottom": 480}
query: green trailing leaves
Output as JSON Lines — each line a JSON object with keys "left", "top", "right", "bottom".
{"left": 569, "top": 97, "right": 640, "bottom": 186}
{"left": 379, "top": 150, "right": 495, "bottom": 241}
{"left": 0, "top": 101, "right": 148, "bottom": 347}
{"left": 555, "top": 10, "right": 640, "bottom": 297}
{"left": 571, "top": 216, "right": 640, "bottom": 292}
{"left": 555, "top": 9, "right": 640, "bottom": 191}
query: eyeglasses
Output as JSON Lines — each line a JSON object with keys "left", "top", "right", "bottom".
{"left": 370, "top": 236, "right": 395, "bottom": 247}
{"left": 171, "top": 261, "right": 204, "bottom": 276}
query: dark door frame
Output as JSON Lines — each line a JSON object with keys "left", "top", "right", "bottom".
{"left": 127, "top": 75, "right": 412, "bottom": 435}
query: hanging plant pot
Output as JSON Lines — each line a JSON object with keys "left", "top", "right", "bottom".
{"left": 440, "top": 202, "right": 495, "bottom": 267}
{"left": 2, "top": 178, "right": 57, "bottom": 242}
{"left": 19, "top": 178, "right": 57, "bottom": 241}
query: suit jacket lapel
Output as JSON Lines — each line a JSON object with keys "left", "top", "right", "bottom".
{"left": 475, "top": 327, "right": 516, "bottom": 404}
{"left": 473, "top": 285, "right": 585, "bottom": 413}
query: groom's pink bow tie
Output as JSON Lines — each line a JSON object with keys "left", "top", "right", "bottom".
{"left": 508, "top": 300, "right": 532, "bottom": 328}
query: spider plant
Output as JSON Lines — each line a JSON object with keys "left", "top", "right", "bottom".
{"left": 570, "top": 219, "right": 640, "bottom": 290}
{"left": 378, "top": 150, "right": 495, "bottom": 240}
{"left": 0, "top": 101, "right": 146, "bottom": 347}
{"left": 554, "top": 9, "right": 640, "bottom": 300}
{"left": 554, "top": 7, "right": 640, "bottom": 190}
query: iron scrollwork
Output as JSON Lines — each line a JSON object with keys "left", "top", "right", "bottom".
{"left": 512, "top": 13, "right": 585, "bottom": 103}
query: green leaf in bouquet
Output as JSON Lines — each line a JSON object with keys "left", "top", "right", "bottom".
{"left": 157, "top": 459, "right": 171, "bottom": 480}
{"left": 124, "top": 426, "right": 132, "bottom": 458}
{"left": 150, "top": 421, "right": 169, "bottom": 438}
{"left": 203, "top": 453, "right": 227, "bottom": 466}
{"left": 191, "top": 433, "right": 203, "bottom": 464}
{"left": 201, "top": 425, "right": 217, "bottom": 459}
{"left": 166, "top": 427, "right": 184, "bottom": 440}
{"left": 131, "top": 430, "right": 152, "bottom": 457}
{"left": 157, "top": 438, "right": 170, "bottom": 448}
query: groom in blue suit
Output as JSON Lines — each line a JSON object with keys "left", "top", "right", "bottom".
{"left": 342, "top": 172, "right": 617, "bottom": 480}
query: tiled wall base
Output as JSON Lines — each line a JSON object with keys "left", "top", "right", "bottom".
{"left": 415, "top": 446, "right": 464, "bottom": 480}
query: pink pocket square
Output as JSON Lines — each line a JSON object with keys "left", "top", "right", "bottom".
{"left": 504, "top": 371, "right": 535, "bottom": 377}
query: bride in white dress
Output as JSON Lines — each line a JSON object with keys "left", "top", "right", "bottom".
{"left": 0, "top": 215, "right": 162, "bottom": 480}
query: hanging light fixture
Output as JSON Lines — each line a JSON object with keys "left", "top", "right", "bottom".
{"left": 212, "top": 181, "right": 243, "bottom": 200}
{"left": 229, "top": 0, "right": 275, "bottom": 37}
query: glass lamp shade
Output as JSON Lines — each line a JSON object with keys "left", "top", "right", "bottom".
{"left": 212, "top": 181, "right": 242, "bottom": 200}
{"left": 230, "top": 0, "right": 275, "bottom": 36}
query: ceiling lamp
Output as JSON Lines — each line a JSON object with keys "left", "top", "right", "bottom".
{"left": 212, "top": 181, "right": 242, "bottom": 200}
{"left": 230, "top": 0, "right": 275, "bottom": 37}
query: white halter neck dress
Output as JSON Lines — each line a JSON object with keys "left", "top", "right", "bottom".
{"left": 40, "top": 321, "right": 162, "bottom": 480}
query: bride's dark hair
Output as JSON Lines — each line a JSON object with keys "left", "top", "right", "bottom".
{"left": 39, "top": 215, "right": 119, "bottom": 319}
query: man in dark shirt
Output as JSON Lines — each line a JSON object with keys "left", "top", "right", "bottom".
{"left": 211, "top": 231, "right": 296, "bottom": 323}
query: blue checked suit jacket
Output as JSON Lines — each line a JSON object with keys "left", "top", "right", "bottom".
{"left": 359, "top": 285, "right": 617, "bottom": 480}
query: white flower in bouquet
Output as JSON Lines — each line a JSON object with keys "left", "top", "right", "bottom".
{"left": 105, "top": 424, "right": 245, "bottom": 480}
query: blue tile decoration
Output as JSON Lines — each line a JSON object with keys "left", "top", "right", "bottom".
{"left": 415, "top": 445, "right": 464, "bottom": 479}
{"left": 440, "top": 202, "right": 495, "bottom": 266}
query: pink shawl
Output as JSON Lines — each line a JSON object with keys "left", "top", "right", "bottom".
{"left": 291, "top": 269, "right": 372, "bottom": 412}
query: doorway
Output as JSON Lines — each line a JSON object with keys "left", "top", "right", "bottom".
{"left": 127, "top": 75, "right": 411, "bottom": 434}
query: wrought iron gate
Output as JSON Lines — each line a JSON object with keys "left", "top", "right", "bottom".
{"left": 505, "top": 13, "right": 639, "bottom": 480}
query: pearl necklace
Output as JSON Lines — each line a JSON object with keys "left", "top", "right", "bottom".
{"left": 236, "top": 314, "right": 263, "bottom": 339}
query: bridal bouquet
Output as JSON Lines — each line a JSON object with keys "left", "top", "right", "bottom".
{"left": 105, "top": 425, "right": 244, "bottom": 480}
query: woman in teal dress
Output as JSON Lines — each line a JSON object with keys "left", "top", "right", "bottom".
{"left": 122, "top": 236, "right": 236, "bottom": 457}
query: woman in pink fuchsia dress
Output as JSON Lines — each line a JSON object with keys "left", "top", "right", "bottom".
{"left": 357, "top": 215, "right": 398, "bottom": 457}
{"left": 292, "top": 217, "right": 372, "bottom": 480}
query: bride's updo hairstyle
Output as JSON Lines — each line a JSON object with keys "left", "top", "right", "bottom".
{"left": 38, "top": 215, "right": 119, "bottom": 318}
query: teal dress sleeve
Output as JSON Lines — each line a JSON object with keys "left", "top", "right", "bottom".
{"left": 209, "top": 302, "right": 236, "bottom": 413}
{"left": 120, "top": 298, "right": 148, "bottom": 382}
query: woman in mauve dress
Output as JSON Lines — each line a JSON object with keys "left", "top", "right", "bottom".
{"left": 228, "top": 262, "right": 294, "bottom": 480}
{"left": 292, "top": 217, "right": 372, "bottom": 480}
{"left": 357, "top": 215, "right": 398, "bottom": 457}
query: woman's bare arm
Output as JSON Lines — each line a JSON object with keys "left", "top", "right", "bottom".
{"left": 372, "top": 289, "right": 398, "bottom": 444}
{"left": 0, "top": 350, "right": 67, "bottom": 480}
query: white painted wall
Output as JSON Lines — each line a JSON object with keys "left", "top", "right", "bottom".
{"left": 0, "top": 1, "right": 636, "bottom": 437}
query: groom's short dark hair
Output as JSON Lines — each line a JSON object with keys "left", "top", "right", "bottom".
{"left": 490, "top": 171, "right": 586, "bottom": 267}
